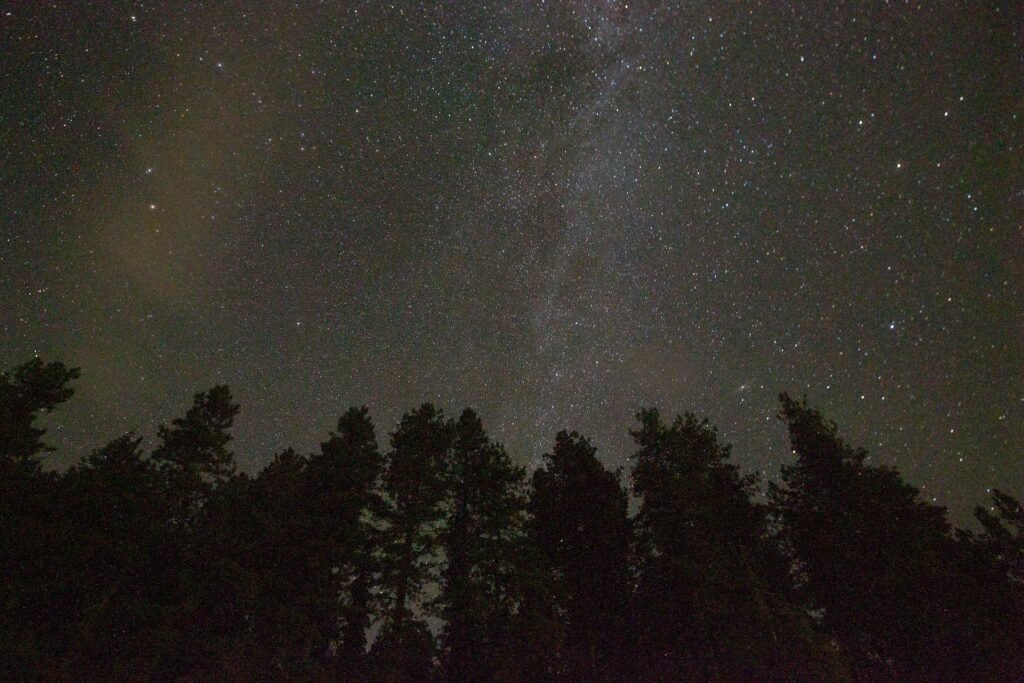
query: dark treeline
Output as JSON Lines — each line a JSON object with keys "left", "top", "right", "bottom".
{"left": 1, "top": 358, "right": 1022, "bottom": 682}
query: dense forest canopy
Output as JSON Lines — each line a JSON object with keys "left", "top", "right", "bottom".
{"left": 2, "top": 358, "right": 1021, "bottom": 681}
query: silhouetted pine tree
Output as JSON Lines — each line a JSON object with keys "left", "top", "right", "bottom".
{"left": 58, "top": 434, "right": 173, "bottom": 678}
{"left": 374, "top": 403, "right": 451, "bottom": 681}
{"left": 0, "top": 358, "right": 79, "bottom": 468}
{"left": 0, "top": 358, "right": 79, "bottom": 677}
{"left": 770, "top": 393, "right": 978, "bottom": 681}
{"left": 148, "top": 385, "right": 244, "bottom": 678}
{"left": 369, "top": 617, "right": 437, "bottom": 683}
{"left": 973, "top": 489, "right": 1024, "bottom": 585}
{"left": 529, "top": 431, "right": 631, "bottom": 682}
{"left": 151, "top": 385, "right": 239, "bottom": 526}
{"left": 235, "top": 448, "right": 317, "bottom": 676}
{"left": 489, "top": 535, "right": 567, "bottom": 682}
{"left": 437, "top": 408, "right": 529, "bottom": 683}
{"left": 313, "top": 406, "right": 386, "bottom": 678}
{"left": 953, "top": 489, "right": 1024, "bottom": 679}
{"left": 631, "top": 408, "right": 845, "bottom": 682}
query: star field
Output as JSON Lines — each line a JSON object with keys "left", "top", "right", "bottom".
{"left": 1, "top": 2, "right": 1021, "bottom": 520}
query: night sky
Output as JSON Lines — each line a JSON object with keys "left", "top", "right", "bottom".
{"left": 2, "top": 2, "right": 1021, "bottom": 521}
